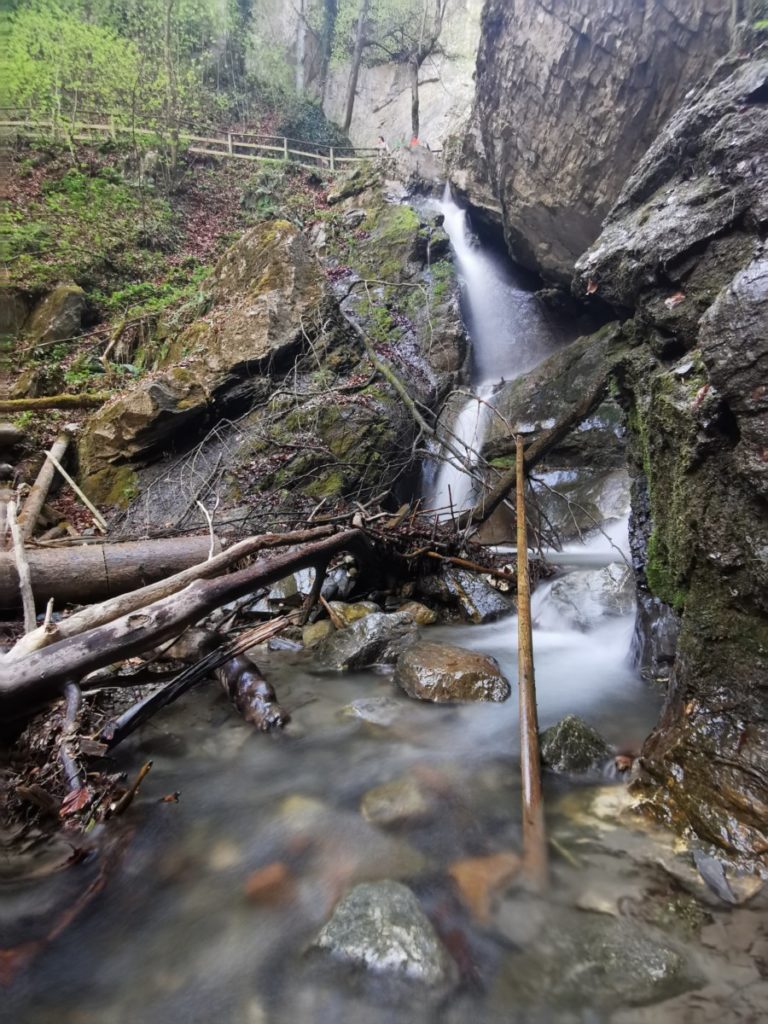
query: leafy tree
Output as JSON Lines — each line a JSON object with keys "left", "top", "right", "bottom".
{"left": 334, "top": 0, "right": 450, "bottom": 136}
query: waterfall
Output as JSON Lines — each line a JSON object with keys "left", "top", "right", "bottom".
{"left": 428, "top": 186, "right": 560, "bottom": 515}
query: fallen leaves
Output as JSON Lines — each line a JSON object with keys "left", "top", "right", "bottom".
{"left": 60, "top": 786, "right": 92, "bottom": 817}
{"left": 244, "top": 861, "right": 295, "bottom": 904}
{"left": 448, "top": 851, "right": 521, "bottom": 922}
{"left": 586, "top": 279, "right": 599, "bottom": 295}
{"left": 664, "top": 291, "right": 686, "bottom": 309}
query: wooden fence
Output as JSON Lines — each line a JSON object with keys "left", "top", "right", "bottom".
{"left": 0, "top": 109, "right": 380, "bottom": 171}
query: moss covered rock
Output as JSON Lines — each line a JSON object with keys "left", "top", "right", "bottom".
{"left": 23, "top": 283, "right": 85, "bottom": 349}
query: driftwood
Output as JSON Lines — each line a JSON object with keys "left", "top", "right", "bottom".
{"left": 0, "top": 393, "right": 110, "bottom": 413}
{"left": 0, "top": 535, "right": 223, "bottom": 609}
{"left": 0, "top": 529, "right": 368, "bottom": 713}
{"left": 460, "top": 375, "right": 608, "bottom": 527}
{"left": 515, "top": 435, "right": 547, "bottom": 888}
{"left": 19, "top": 431, "right": 72, "bottom": 541}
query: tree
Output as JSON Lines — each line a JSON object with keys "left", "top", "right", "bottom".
{"left": 334, "top": 0, "right": 450, "bottom": 137}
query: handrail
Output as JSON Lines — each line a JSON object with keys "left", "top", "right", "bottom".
{"left": 1, "top": 109, "right": 441, "bottom": 170}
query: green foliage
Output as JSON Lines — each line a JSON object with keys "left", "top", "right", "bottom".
{"left": 8, "top": 164, "right": 178, "bottom": 292}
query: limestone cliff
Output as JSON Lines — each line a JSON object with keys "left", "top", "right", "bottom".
{"left": 455, "top": 0, "right": 732, "bottom": 283}
{"left": 576, "top": 55, "right": 768, "bottom": 864}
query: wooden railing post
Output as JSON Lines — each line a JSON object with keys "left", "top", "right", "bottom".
{"left": 283, "top": 137, "right": 288, "bottom": 161}
{"left": 227, "top": 131, "right": 233, "bottom": 155}
{"left": 329, "top": 146, "right": 335, "bottom": 172}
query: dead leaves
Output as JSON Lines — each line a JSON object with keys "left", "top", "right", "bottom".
{"left": 448, "top": 851, "right": 521, "bottom": 923}
{"left": 664, "top": 291, "right": 686, "bottom": 309}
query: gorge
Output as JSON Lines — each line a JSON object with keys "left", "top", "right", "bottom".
{"left": 3, "top": 2, "right": 768, "bottom": 1022}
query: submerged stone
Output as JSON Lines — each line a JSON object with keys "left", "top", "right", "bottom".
{"left": 540, "top": 715, "right": 613, "bottom": 772}
{"left": 313, "top": 881, "right": 457, "bottom": 987}
{"left": 395, "top": 642, "right": 510, "bottom": 703}
{"left": 493, "top": 907, "right": 697, "bottom": 1010}
{"left": 361, "top": 777, "right": 432, "bottom": 828}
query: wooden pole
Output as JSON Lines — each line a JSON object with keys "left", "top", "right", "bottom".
{"left": 515, "top": 434, "right": 548, "bottom": 888}
{"left": 8, "top": 501, "right": 37, "bottom": 632}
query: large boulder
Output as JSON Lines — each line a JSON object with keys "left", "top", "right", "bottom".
{"left": 416, "top": 567, "right": 515, "bottom": 623}
{"left": 456, "top": 0, "right": 732, "bottom": 282}
{"left": 80, "top": 221, "right": 331, "bottom": 481}
{"left": 395, "top": 642, "right": 510, "bottom": 703}
{"left": 23, "top": 283, "right": 85, "bottom": 348}
{"left": 313, "top": 880, "right": 457, "bottom": 987}
{"left": 316, "top": 612, "right": 418, "bottom": 671}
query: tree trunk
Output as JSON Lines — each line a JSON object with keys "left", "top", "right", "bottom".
{"left": 343, "top": 0, "right": 370, "bottom": 132}
{"left": 0, "top": 536, "right": 221, "bottom": 610}
{"left": 0, "top": 394, "right": 109, "bottom": 413}
{"left": 296, "top": 0, "right": 307, "bottom": 94}
{"left": 409, "top": 59, "right": 420, "bottom": 139}
{"left": 319, "top": 0, "right": 339, "bottom": 103}
{"left": 19, "top": 431, "right": 71, "bottom": 541}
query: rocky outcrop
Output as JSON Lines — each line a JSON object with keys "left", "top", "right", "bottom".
{"left": 575, "top": 56, "right": 768, "bottom": 865}
{"left": 22, "top": 283, "right": 85, "bottom": 349}
{"left": 455, "top": 0, "right": 732, "bottom": 282}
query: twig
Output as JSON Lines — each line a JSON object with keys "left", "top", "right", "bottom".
{"left": 45, "top": 449, "right": 108, "bottom": 533}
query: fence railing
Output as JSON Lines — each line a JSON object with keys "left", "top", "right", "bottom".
{"left": 0, "top": 109, "right": 381, "bottom": 171}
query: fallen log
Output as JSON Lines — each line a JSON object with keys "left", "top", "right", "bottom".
{"left": 459, "top": 375, "right": 608, "bottom": 528}
{"left": 8, "top": 501, "right": 36, "bottom": 631}
{"left": 0, "top": 536, "right": 223, "bottom": 610}
{"left": 5, "top": 525, "right": 334, "bottom": 659}
{"left": 1, "top": 529, "right": 368, "bottom": 712}
{"left": 0, "top": 393, "right": 110, "bottom": 414}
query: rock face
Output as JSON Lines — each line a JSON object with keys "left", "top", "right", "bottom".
{"left": 395, "top": 642, "right": 510, "bottom": 703}
{"left": 455, "top": 0, "right": 732, "bottom": 281}
{"left": 314, "top": 880, "right": 457, "bottom": 987}
{"left": 575, "top": 57, "right": 768, "bottom": 864}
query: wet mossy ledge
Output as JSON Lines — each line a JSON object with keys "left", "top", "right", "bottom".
{"left": 574, "top": 55, "right": 768, "bottom": 867}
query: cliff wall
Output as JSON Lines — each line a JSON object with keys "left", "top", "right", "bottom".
{"left": 455, "top": 0, "right": 733, "bottom": 282}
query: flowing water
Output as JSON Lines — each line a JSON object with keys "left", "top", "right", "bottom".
{"left": 427, "top": 186, "right": 564, "bottom": 516}
{"left": 8, "top": 198, "right": 764, "bottom": 1024}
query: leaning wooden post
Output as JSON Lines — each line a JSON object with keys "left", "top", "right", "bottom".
{"left": 515, "top": 434, "right": 548, "bottom": 887}
{"left": 19, "top": 430, "right": 72, "bottom": 542}
{"left": 283, "top": 136, "right": 289, "bottom": 161}
{"left": 8, "top": 500, "right": 37, "bottom": 632}
{"left": 329, "top": 146, "right": 335, "bottom": 171}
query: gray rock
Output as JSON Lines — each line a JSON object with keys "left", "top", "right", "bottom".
{"left": 361, "top": 777, "right": 432, "bottom": 827}
{"left": 493, "top": 906, "right": 697, "bottom": 1010}
{"left": 339, "top": 696, "right": 404, "bottom": 728}
{"left": 316, "top": 612, "right": 417, "bottom": 670}
{"left": 23, "top": 283, "right": 85, "bottom": 348}
{"left": 313, "top": 881, "right": 457, "bottom": 987}
{"left": 544, "top": 563, "right": 635, "bottom": 631}
{"left": 417, "top": 567, "right": 515, "bottom": 623}
{"left": 395, "top": 642, "right": 510, "bottom": 703}
{"left": 540, "top": 715, "right": 613, "bottom": 773}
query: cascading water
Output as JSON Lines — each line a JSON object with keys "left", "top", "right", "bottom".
{"left": 428, "top": 186, "right": 562, "bottom": 515}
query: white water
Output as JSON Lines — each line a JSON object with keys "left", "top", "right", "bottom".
{"left": 429, "top": 186, "right": 563, "bottom": 514}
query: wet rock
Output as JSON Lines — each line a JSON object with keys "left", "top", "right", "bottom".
{"left": 540, "top": 715, "right": 613, "bottom": 773}
{"left": 243, "top": 861, "right": 294, "bottom": 904}
{"left": 493, "top": 907, "right": 697, "bottom": 1010}
{"left": 313, "top": 881, "right": 457, "bottom": 987}
{"left": 416, "top": 568, "right": 515, "bottom": 623}
{"left": 361, "top": 778, "right": 431, "bottom": 828}
{"left": 545, "top": 564, "right": 635, "bottom": 632}
{"left": 302, "top": 620, "right": 335, "bottom": 647}
{"left": 395, "top": 642, "right": 510, "bottom": 703}
{"left": 316, "top": 612, "right": 418, "bottom": 670}
{"left": 397, "top": 601, "right": 438, "bottom": 626}
{"left": 328, "top": 600, "right": 381, "bottom": 626}
{"left": 23, "top": 283, "right": 85, "bottom": 348}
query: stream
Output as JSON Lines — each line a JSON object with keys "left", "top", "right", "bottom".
{"left": 8, "top": 194, "right": 766, "bottom": 1024}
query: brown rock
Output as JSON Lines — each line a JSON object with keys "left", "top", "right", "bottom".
{"left": 244, "top": 861, "right": 294, "bottom": 904}
{"left": 395, "top": 642, "right": 511, "bottom": 703}
{"left": 449, "top": 852, "right": 521, "bottom": 922}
